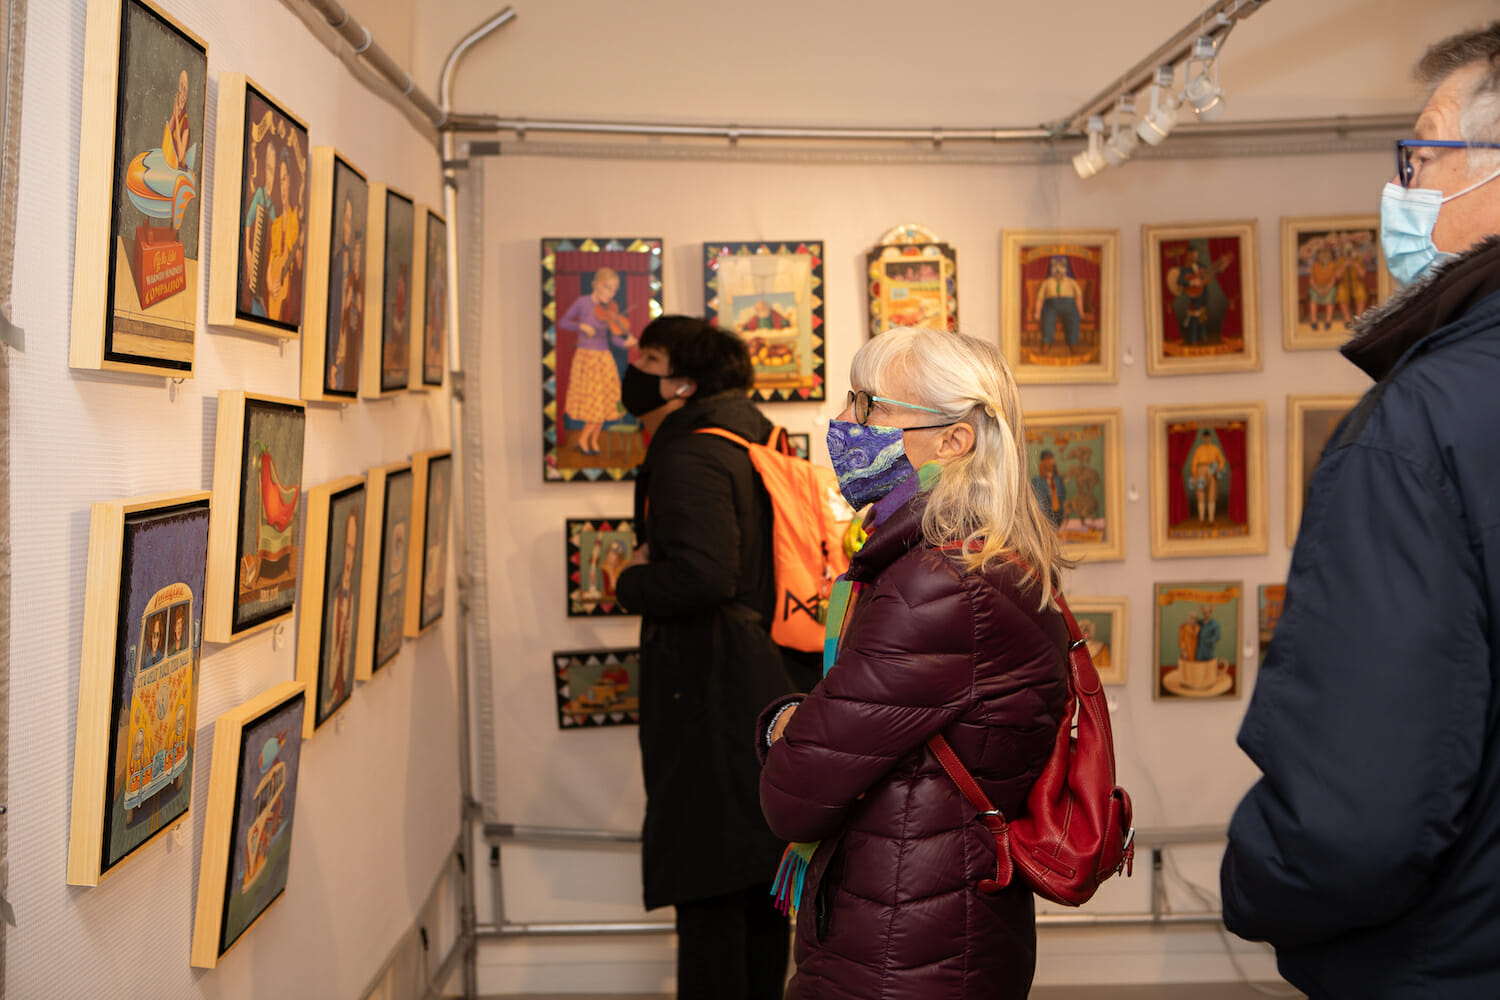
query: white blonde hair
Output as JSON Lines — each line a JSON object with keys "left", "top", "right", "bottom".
{"left": 849, "top": 326, "right": 1072, "bottom": 607}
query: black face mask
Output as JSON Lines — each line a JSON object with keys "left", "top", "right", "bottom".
{"left": 621, "top": 364, "right": 670, "bottom": 417}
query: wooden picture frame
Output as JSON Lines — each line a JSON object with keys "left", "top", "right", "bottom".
{"left": 1153, "top": 581, "right": 1242, "bottom": 701}
{"left": 865, "top": 240, "right": 958, "bottom": 337}
{"left": 1023, "top": 408, "right": 1125, "bottom": 562}
{"left": 360, "top": 184, "right": 415, "bottom": 397}
{"left": 405, "top": 450, "right": 452, "bottom": 636}
{"left": 69, "top": 0, "right": 207, "bottom": 375}
{"left": 300, "top": 147, "right": 369, "bottom": 403}
{"left": 704, "top": 240, "right": 826, "bottom": 401}
{"left": 1280, "top": 215, "right": 1390, "bottom": 350}
{"left": 190, "top": 681, "right": 306, "bottom": 968}
{"left": 1068, "top": 596, "right": 1128, "bottom": 686}
{"left": 1001, "top": 229, "right": 1119, "bottom": 384}
{"left": 555, "top": 648, "right": 641, "bottom": 728}
{"left": 1142, "top": 220, "right": 1260, "bottom": 375}
{"left": 542, "top": 237, "right": 663, "bottom": 481}
{"left": 412, "top": 207, "right": 449, "bottom": 390}
{"left": 294, "top": 475, "right": 366, "bottom": 739}
{"left": 566, "top": 518, "right": 636, "bottom": 617}
{"left": 356, "top": 461, "right": 412, "bottom": 680}
{"left": 67, "top": 490, "right": 210, "bottom": 886}
{"left": 1258, "top": 583, "right": 1286, "bottom": 659}
{"left": 1286, "top": 394, "right": 1361, "bottom": 546}
{"left": 204, "top": 391, "right": 306, "bottom": 644}
{"left": 1148, "top": 402, "right": 1267, "bottom": 559}
{"left": 206, "top": 73, "right": 310, "bottom": 339}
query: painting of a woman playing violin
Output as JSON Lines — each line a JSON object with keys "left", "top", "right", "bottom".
{"left": 558, "top": 267, "right": 636, "bottom": 456}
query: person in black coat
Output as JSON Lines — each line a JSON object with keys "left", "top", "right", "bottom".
{"left": 614, "top": 316, "right": 808, "bottom": 1000}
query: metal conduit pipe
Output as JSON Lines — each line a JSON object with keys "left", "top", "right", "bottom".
{"left": 299, "top": 0, "right": 444, "bottom": 126}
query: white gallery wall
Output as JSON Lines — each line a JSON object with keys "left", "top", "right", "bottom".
{"left": 5, "top": 1, "right": 460, "bottom": 998}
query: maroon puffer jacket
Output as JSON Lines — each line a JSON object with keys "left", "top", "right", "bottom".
{"left": 759, "top": 495, "right": 1070, "bottom": 1000}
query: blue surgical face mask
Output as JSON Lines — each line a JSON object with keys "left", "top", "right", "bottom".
{"left": 826, "top": 419, "right": 915, "bottom": 510}
{"left": 1381, "top": 165, "right": 1500, "bottom": 286}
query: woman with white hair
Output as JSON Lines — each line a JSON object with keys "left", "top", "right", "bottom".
{"left": 758, "top": 326, "right": 1073, "bottom": 999}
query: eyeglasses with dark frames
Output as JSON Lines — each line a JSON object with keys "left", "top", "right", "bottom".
{"left": 845, "top": 389, "right": 954, "bottom": 429}
{"left": 1395, "top": 139, "right": 1500, "bottom": 189}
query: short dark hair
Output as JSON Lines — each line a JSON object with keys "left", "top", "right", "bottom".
{"left": 638, "top": 315, "right": 752, "bottom": 397}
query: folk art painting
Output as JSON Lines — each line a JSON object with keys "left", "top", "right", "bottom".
{"left": 1022, "top": 409, "right": 1125, "bottom": 562}
{"left": 421, "top": 210, "right": 448, "bottom": 388}
{"left": 406, "top": 451, "right": 452, "bottom": 636}
{"left": 864, "top": 241, "right": 958, "bottom": 337}
{"left": 1068, "top": 596, "right": 1127, "bottom": 686}
{"left": 1259, "top": 583, "right": 1286, "bottom": 660}
{"left": 1154, "top": 581, "right": 1242, "bottom": 700}
{"left": 1000, "top": 230, "right": 1119, "bottom": 383}
{"left": 555, "top": 648, "right": 642, "bottom": 728}
{"left": 300, "top": 149, "right": 368, "bottom": 401}
{"left": 1281, "top": 216, "right": 1389, "bottom": 350}
{"left": 566, "top": 518, "right": 636, "bottom": 617}
{"left": 372, "top": 187, "right": 415, "bottom": 394}
{"left": 1142, "top": 221, "right": 1260, "bottom": 375}
{"left": 1148, "top": 403, "right": 1267, "bottom": 559}
{"left": 358, "top": 462, "right": 412, "bottom": 680}
{"left": 296, "top": 477, "right": 365, "bottom": 738}
{"left": 704, "top": 241, "right": 826, "bottom": 401}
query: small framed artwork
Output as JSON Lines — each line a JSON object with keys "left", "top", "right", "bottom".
{"left": 413, "top": 207, "right": 449, "bottom": 390}
{"left": 1000, "top": 229, "right": 1119, "bottom": 383}
{"left": 204, "top": 391, "right": 306, "bottom": 644}
{"left": 356, "top": 462, "right": 412, "bottom": 680}
{"left": 1068, "top": 596, "right": 1127, "bottom": 686}
{"left": 360, "top": 184, "right": 415, "bottom": 397}
{"left": 69, "top": 0, "right": 207, "bottom": 375}
{"left": 1147, "top": 402, "right": 1267, "bottom": 559}
{"left": 1142, "top": 220, "right": 1260, "bottom": 375}
{"left": 295, "top": 476, "right": 366, "bottom": 739}
{"left": 1281, "top": 216, "right": 1389, "bottom": 350}
{"left": 1286, "top": 393, "right": 1361, "bottom": 546}
{"left": 555, "top": 648, "right": 641, "bottom": 728}
{"left": 67, "top": 490, "right": 210, "bottom": 886}
{"left": 542, "top": 237, "right": 662, "bottom": 481}
{"left": 1153, "top": 581, "right": 1241, "bottom": 701}
{"left": 1024, "top": 409, "right": 1125, "bottom": 562}
{"left": 566, "top": 518, "right": 636, "bottom": 616}
{"left": 704, "top": 241, "right": 826, "bottom": 401}
{"left": 405, "top": 450, "right": 453, "bottom": 636}
{"left": 206, "top": 73, "right": 310, "bottom": 339}
{"left": 300, "top": 147, "right": 369, "bottom": 403}
{"left": 190, "top": 681, "right": 306, "bottom": 969}
{"left": 865, "top": 237, "right": 958, "bottom": 336}
{"left": 787, "top": 433, "right": 811, "bottom": 461}
{"left": 1258, "top": 583, "right": 1286, "bottom": 659}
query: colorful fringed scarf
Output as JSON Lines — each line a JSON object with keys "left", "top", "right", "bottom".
{"left": 770, "top": 462, "right": 942, "bottom": 917}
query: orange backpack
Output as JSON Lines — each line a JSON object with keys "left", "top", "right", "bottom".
{"left": 694, "top": 427, "right": 850, "bottom": 653}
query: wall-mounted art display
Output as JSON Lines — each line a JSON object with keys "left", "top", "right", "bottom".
{"left": 1001, "top": 229, "right": 1119, "bottom": 384}
{"left": 405, "top": 450, "right": 453, "bottom": 636}
{"left": 865, "top": 227, "right": 957, "bottom": 337}
{"left": 205, "top": 392, "right": 306, "bottom": 644}
{"left": 416, "top": 208, "right": 448, "bottom": 390}
{"left": 555, "top": 648, "right": 641, "bottom": 728}
{"left": 1281, "top": 215, "right": 1389, "bottom": 350}
{"left": 356, "top": 462, "right": 412, "bottom": 681}
{"left": 67, "top": 491, "right": 210, "bottom": 886}
{"left": 704, "top": 241, "right": 826, "bottom": 401}
{"left": 300, "top": 147, "right": 368, "bottom": 403}
{"left": 69, "top": 0, "right": 207, "bottom": 375}
{"left": 566, "top": 518, "right": 636, "bottom": 616}
{"left": 542, "top": 237, "right": 662, "bottom": 481}
{"left": 191, "top": 681, "right": 305, "bottom": 969}
{"left": 206, "top": 73, "right": 309, "bottom": 340}
{"left": 1154, "top": 581, "right": 1241, "bottom": 701}
{"left": 1069, "top": 596, "right": 1127, "bottom": 686}
{"left": 1023, "top": 408, "right": 1125, "bottom": 562}
{"left": 295, "top": 476, "right": 366, "bottom": 738}
{"left": 1147, "top": 402, "right": 1267, "bottom": 559}
{"left": 787, "top": 433, "right": 810, "bottom": 461}
{"left": 1143, "top": 220, "right": 1260, "bottom": 375}
{"left": 1258, "top": 583, "right": 1286, "bottom": 660}
{"left": 1286, "top": 393, "right": 1360, "bottom": 546}
{"left": 360, "top": 184, "right": 415, "bottom": 397}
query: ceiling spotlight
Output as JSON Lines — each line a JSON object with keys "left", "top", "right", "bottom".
{"left": 1072, "top": 116, "right": 1107, "bottom": 179}
{"left": 1102, "top": 96, "right": 1138, "bottom": 166}
{"left": 1136, "top": 65, "right": 1179, "bottom": 145}
{"left": 1183, "top": 37, "right": 1226, "bottom": 122}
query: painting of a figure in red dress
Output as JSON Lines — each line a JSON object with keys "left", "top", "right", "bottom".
{"left": 1165, "top": 419, "right": 1250, "bottom": 542}
{"left": 1158, "top": 236, "right": 1244, "bottom": 357}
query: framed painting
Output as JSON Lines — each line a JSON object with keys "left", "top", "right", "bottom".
{"left": 69, "top": 0, "right": 207, "bottom": 375}
{"left": 204, "top": 391, "right": 306, "bottom": 644}
{"left": 1287, "top": 393, "right": 1360, "bottom": 546}
{"left": 299, "top": 147, "right": 368, "bottom": 403}
{"left": 542, "top": 237, "right": 663, "bottom": 481}
{"left": 1142, "top": 220, "right": 1260, "bottom": 375}
{"left": 1281, "top": 215, "right": 1389, "bottom": 350}
{"left": 295, "top": 476, "right": 366, "bottom": 738}
{"left": 555, "top": 648, "right": 641, "bottom": 728}
{"left": 786, "top": 433, "right": 810, "bottom": 461}
{"left": 1069, "top": 596, "right": 1127, "bottom": 686}
{"left": 67, "top": 491, "right": 210, "bottom": 886}
{"left": 360, "top": 184, "right": 415, "bottom": 397}
{"left": 206, "top": 74, "right": 309, "bottom": 339}
{"left": 412, "top": 208, "right": 449, "bottom": 390}
{"left": 190, "top": 681, "right": 306, "bottom": 969}
{"left": 1001, "top": 229, "right": 1119, "bottom": 383}
{"left": 1153, "top": 581, "right": 1241, "bottom": 701}
{"left": 566, "top": 518, "right": 636, "bottom": 616}
{"left": 704, "top": 241, "right": 826, "bottom": 401}
{"left": 356, "top": 461, "right": 412, "bottom": 680}
{"left": 1148, "top": 402, "right": 1267, "bottom": 559}
{"left": 405, "top": 450, "right": 453, "bottom": 636}
{"left": 1023, "top": 408, "right": 1125, "bottom": 562}
{"left": 865, "top": 241, "right": 958, "bottom": 336}
{"left": 1258, "top": 583, "right": 1286, "bottom": 659}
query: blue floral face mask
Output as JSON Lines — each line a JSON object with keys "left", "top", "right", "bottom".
{"left": 825, "top": 420, "right": 915, "bottom": 510}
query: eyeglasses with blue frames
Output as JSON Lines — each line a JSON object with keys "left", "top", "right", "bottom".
{"left": 1395, "top": 139, "right": 1500, "bottom": 188}
{"left": 845, "top": 389, "right": 955, "bottom": 429}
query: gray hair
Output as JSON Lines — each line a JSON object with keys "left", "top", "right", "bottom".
{"left": 1418, "top": 22, "right": 1500, "bottom": 173}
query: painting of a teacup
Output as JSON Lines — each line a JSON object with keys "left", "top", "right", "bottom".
{"left": 1155, "top": 582, "right": 1240, "bottom": 700}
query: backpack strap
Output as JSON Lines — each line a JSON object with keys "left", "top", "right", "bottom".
{"left": 693, "top": 427, "right": 752, "bottom": 449}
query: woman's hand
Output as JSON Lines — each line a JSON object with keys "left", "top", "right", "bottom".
{"left": 770, "top": 704, "right": 797, "bottom": 743}
{"left": 625, "top": 543, "right": 650, "bottom": 569}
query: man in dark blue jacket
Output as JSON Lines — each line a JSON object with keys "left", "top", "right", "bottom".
{"left": 1222, "top": 22, "right": 1500, "bottom": 999}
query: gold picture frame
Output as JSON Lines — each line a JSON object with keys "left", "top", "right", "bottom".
{"left": 1280, "top": 215, "right": 1390, "bottom": 350}
{"left": 405, "top": 449, "right": 453, "bottom": 636}
{"left": 1023, "top": 408, "right": 1125, "bottom": 562}
{"left": 1068, "top": 596, "right": 1128, "bottom": 686}
{"left": 360, "top": 183, "right": 416, "bottom": 397}
{"left": 1001, "top": 229, "right": 1119, "bottom": 384}
{"left": 357, "top": 461, "right": 413, "bottom": 680}
{"left": 1142, "top": 220, "right": 1260, "bottom": 376}
{"left": 1286, "top": 394, "right": 1361, "bottom": 546}
{"left": 294, "top": 475, "right": 366, "bottom": 739}
{"left": 1147, "top": 402, "right": 1267, "bottom": 558}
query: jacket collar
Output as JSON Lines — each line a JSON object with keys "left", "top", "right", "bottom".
{"left": 847, "top": 493, "right": 927, "bottom": 583}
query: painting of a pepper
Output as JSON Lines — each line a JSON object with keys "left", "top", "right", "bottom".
{"left": 235, "top": 399, "right": 305, "bottom": 632}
